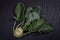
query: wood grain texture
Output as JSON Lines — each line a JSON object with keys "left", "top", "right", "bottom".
{"left": 0, "top": 0, "right": 60, "bottom": 40}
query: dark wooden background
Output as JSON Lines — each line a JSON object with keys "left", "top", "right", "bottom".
{"left": 0, "top": 0, "right": 60, "bottom": 40}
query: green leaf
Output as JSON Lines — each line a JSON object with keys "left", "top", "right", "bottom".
{"left": 23, "top": 11, "right": 41, "bottom": 31}
{"left": 25, "top": 6, "right": 41, "bottom": 22}
{"left": 22, "top": 7, "right": 41, "bottom": 31}
{"left": 38, "top": 23, "right": 53, "bottom": 32}
{"left": 26, "top": 12, "right": 40, "bottom": 22}
{"left": 25, "top": 7, "right": 33, "bottom": 18}
{"left": 33, "top": 6, "right": 41, "bottom": 15}
{"left": 30, "top": 12, "right": 40, "bottom": 20}
{"left": 23, "top": 6, "right": 41, "bottom": 31}
{"left": 27, "top": 18, "right": 44, "bottom": 33}
{"left": 14, "top": 2, "right": 25, "bottom": 21}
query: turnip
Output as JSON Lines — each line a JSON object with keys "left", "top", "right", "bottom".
{"left": 12, "top": 2, "right": 54, "bottom": 38}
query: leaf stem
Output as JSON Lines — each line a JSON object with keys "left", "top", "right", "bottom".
{"left": 13, "top": 20, "right": 17, "bottom": 31}
{"left": 16, "top": 20, "right": 24, "bottom": 28}
{"left": 23, "top": 32, "right": 30, "bottom": 36}
{"left": 22, "top": 18, "right": 32, "bottom": 30}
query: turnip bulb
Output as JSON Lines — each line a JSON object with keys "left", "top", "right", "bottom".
{"left": 13, "top": 27, "right": 23, "bottom": 38}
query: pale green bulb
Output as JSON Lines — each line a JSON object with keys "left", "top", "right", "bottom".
{"left": 13, "top": 27, "right": 23, "bottom": 38}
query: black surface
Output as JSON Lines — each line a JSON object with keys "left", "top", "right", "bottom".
{"left": 0, "top": 0, "right": 60, "bottom": 40}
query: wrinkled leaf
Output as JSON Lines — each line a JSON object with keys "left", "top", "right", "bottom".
{"left": 27, "top": 18, "right": 44, "bottom": 32}
{"left": 25, "top": 7, "right": 41, "bottom": 21}
{"left": 29, "top": 12, "right": 40, "bottom": 20}
{"left": 33, "top": 6, "right": 41, "bottom": 15}
{"left": 38, "top": 23, "right": 53, "bottom": 32}
{"left": 23, "top": 11, "right": 41, "bottom": 31}
{"left": 26, "top": 12, "right": 40, "bottom": 22}
{"left": 25, "top": 7, "right": 33, "bottom": 18}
